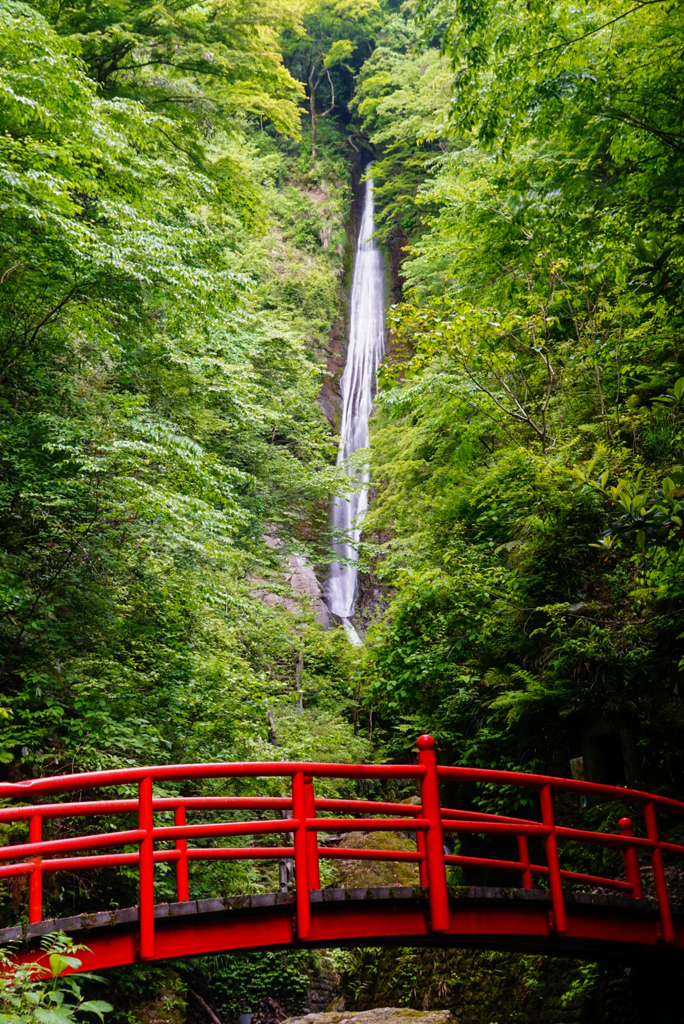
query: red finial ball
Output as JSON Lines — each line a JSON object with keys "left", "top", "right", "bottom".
{"left": 618, "top": 817, "right": 633, "bottom": 832}
{"left": 417, "top": 734, "right": 435, "bottom": 750}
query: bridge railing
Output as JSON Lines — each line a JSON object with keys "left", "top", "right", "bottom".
{"left": 0, "top": 735, "right": 683, "bottom": 958}
{"left": 437, "top": 760, "right": 684, "bottom": 942}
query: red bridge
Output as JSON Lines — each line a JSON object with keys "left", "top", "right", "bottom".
{"left": 2, "top": 735, "right": 684, "bottom": 971}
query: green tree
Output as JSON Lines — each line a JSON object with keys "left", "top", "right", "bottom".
{"left": 35, "top": 0, "right": 304, "bottom": 134}
{"left": 351, "top": 33, "right": 451, "bottom": 248}
{"left": 281, "top": 0, "right": 382, "bottom": 155}
{"left": 351, "top": 0, "right": 684, "bottom": 792}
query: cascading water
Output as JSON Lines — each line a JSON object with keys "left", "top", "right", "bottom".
{"left": 324, "top": 168, "right": 385, "bottom": 643}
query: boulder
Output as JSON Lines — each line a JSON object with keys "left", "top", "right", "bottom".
{"left": 284, "top": 1010, "right": 454, "bottom": 1024}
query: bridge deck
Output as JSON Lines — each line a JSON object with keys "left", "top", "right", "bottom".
{"left": 5, "top": 887, "right": 684, "bottom": 969}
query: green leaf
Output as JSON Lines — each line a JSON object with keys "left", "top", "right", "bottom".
{"left": 78, "top": 1000, "right": 113, "bottom": 1021}
{"left": 49, "top": 954, "right": 81, "bottom": 977}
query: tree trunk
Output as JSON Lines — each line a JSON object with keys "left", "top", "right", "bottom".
{"left": 309, "top": 78, "right": 317, "bottom": 158}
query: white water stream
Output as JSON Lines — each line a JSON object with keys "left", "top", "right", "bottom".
{"left": 324, "top": 169, "right": 385, "bottom": 643}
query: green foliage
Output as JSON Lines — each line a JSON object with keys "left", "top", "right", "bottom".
{"left": 179, "top": 950, "right": 316, "bottom": 1017}
{"left": 0, "top": 934, "right": 111, "bottom": 1023}
{"left": 281, "top": 0, "right": 383, "bottom": 154}
{"left": 419, "top": 0, "right": 684, "bottom": 162}
{"left": 573, "top": 462, "right": 684, "bottom": 552}
{"left": 337, "top": 945, "right": 637, "bottom": 1024}
{"left": 350, "top": 21, "right": 452, "bottom": 246}
{"left": 352, "top": 0, "right": 684, "bottom": 794}
{"left": 0, "top": 0, "right": 359, "bottom": 863}
{"left": 35, "top": 0, "right": 304, "bottom": 136}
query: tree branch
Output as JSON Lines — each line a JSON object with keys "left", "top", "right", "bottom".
{"left": 319, "top": 67, "right": 336, "bottom": 118}
{"left": 188, "top": 989, "right": 223, "bottom": 1024}
{"left": 532, "top": 1, "right": 671, "bottom": 60}
{"left": 600, "top": 108, "right": 684, "bottom": 152}
{"left": 0, "top": 285, "right": 80, "bottom": 380}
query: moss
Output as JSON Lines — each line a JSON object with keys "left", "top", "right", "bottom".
{"left": 324, "top": 832, "right": 420, "bottom": 889}
{"left": 126, "top": 986, "right": 186, "bottom": 1024}
{"left": 285, "top": 1010, "right": 452, "bottom": 1024}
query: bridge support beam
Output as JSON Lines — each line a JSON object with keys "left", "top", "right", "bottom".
{"left": 175, "top": 805, "right": 189, "bottom": 903}
{"left": 618, "top": 817, "right": 643, "bottom": 900}
{"left": 28, "top": 814, "right": 42, "bottom": 924}
{"left": 645, "top": 801, "right": 674, "bottom": 943}
{"left": 304, "top": 776, "right": 320, "bottom": 890}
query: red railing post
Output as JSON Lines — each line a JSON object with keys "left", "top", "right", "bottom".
{"left": 303, "top": 776, "right": 320, "bottom": 890}
{"left": 618, "top": 817, "right": 643, "bottom": 899}
{"left": 416, "top": 829, "right": 428, "bottom": 887}
{"left": 28, "top": 813, "right": 42, "bottom": 923}
{"left": 292, "top": 770, "right": 310, "bottom": 939}
{"left": 644, "top": 801, "right": 674, "bottom": 942}
{"left": 138, "top": 777, "right": 155, "bottom": 959}
{"left": 174, "top": 805, "right": 189, "bottom": 903}
{"left": 517, "top": 835, "right": 533, "bottom": 889}
{"left": 539, "top": 784, "right": 566, "bottom": 933}
{"left": 417, "top": 735, "right": 449, "bottom": 932}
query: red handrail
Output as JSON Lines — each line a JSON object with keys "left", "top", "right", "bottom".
{"left": 0, "top": 734, "right": 682, "bottom": 955}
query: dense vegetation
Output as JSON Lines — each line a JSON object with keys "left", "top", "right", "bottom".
{"left": 0, "top": 0, "right": 362, "bottom": 781}
{"left": 1, "top": 0, "right": 684, "bottom": 1020}
{"left": 359, "top": 0, "right": 684, "bottom": 798}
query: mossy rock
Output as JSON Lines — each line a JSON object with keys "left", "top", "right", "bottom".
{"left": 323, "top": 832, "right": 420, "bottom": 888}
{"left": 285, "top": 1009, "right": 453, "bottom": 1024}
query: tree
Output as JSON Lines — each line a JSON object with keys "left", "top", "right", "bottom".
{"left": 281, "top": 0, "right": 382, "bottom": 156}
{"left": 33, "top": 0, "right": 304, "bottom": 135}
{"left": 351, "top": 0, "right": 684, "bottom": 794}
{"left": 418, "top": 0, "right": 684, "bottom": 155}
{"left": 350, "top": 24, "right": 452, "bottom": 248}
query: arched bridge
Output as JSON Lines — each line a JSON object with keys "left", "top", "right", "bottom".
{"left": 2, "top": 735, "right": 684, "bottom": 971}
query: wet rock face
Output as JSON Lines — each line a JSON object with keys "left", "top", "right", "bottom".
{"left": 251, "top": 531, "right": 330, "bottom": 628}
{"left": 284, "top": 1009, "right": 454, "bottom": 1024}
{"left": 285, "top": 555, "right": 330, "bottom": 628}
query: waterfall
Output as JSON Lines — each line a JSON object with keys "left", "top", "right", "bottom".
{"left": 324, "top": 168, "right": 385, "bottom": 643}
